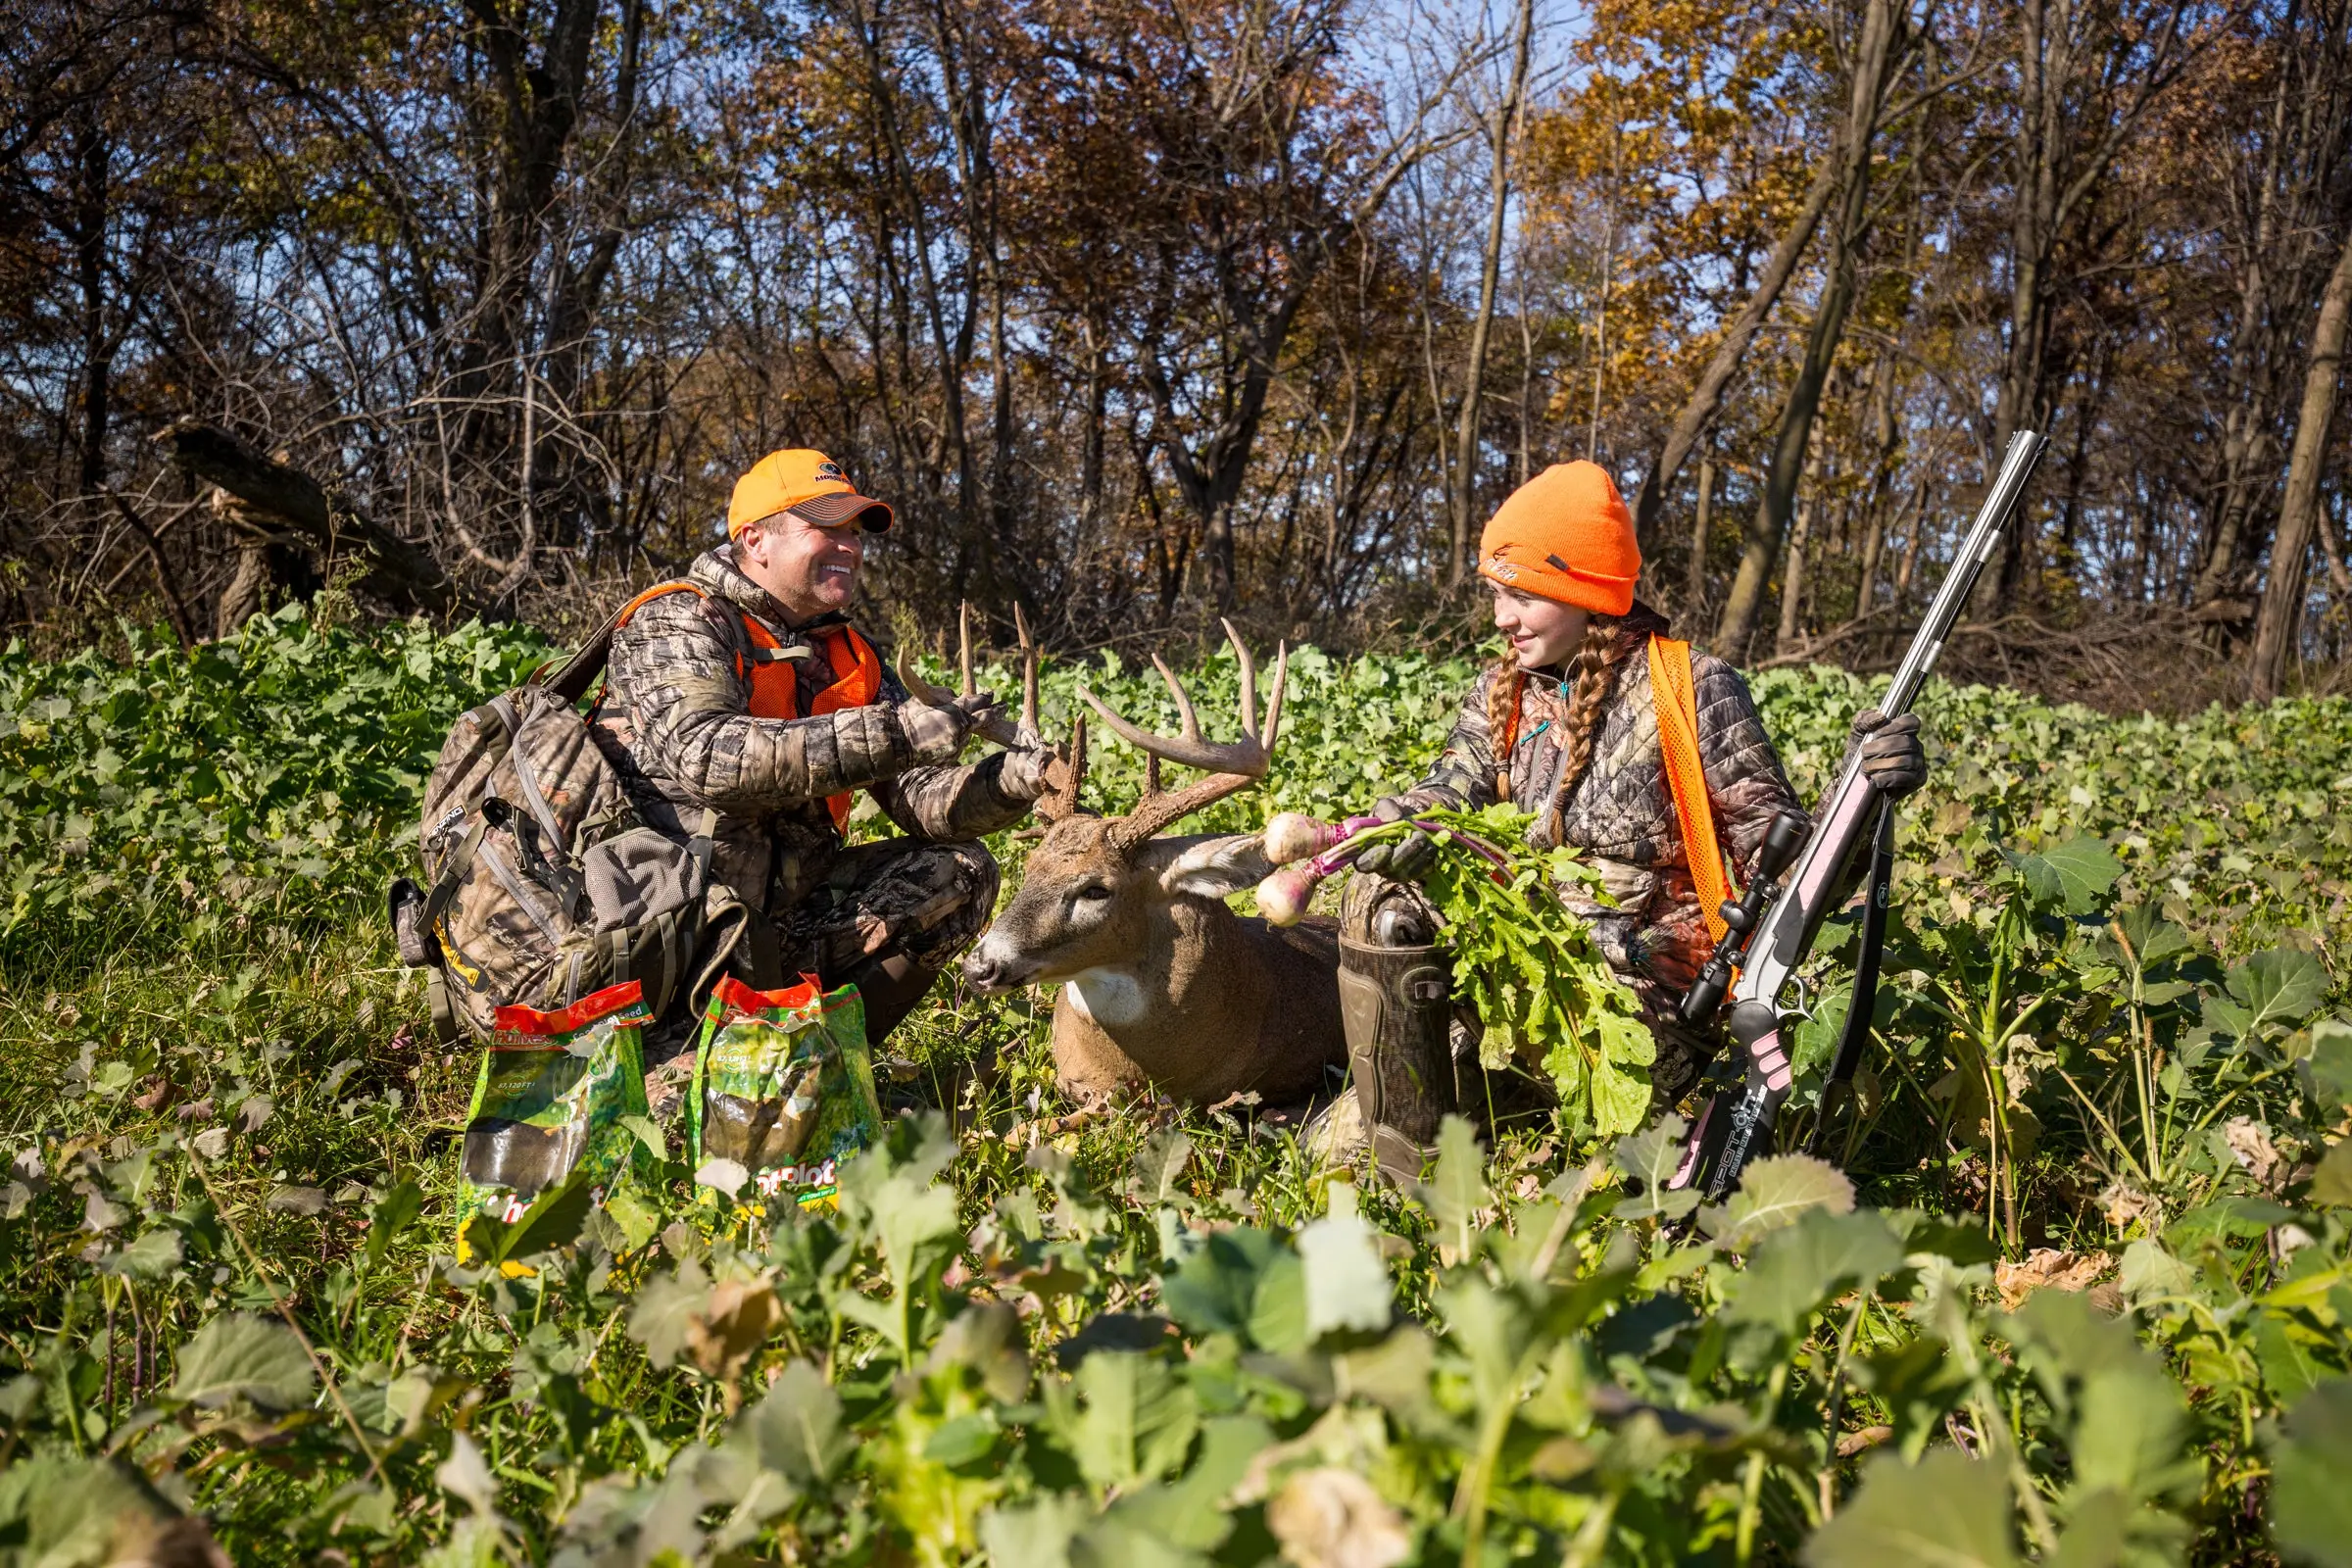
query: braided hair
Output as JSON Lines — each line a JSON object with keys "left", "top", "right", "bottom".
{"left": 1487, "top": 600, "right": 1673, "bottom": 839}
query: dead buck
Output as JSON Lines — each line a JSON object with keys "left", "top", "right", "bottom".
{"left": 957, "top": 621, "right": 1346, "bottom": 1106}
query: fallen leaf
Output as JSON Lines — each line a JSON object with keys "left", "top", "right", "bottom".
{"left": 684, "top": 1278, "right": 783, "bottom": 1382}
{"left": 238, "top": 1095, "right": 274, "bottom": 1134}
{"left": 2224, "top": 1116, "right": 2288, "bottom": 1192}
{"left": 1266, "top": 1466, "right": 1410, "bottom": 1568}
{"left": 2100, "top": 1179, "right": 2156, "bottom": 1229}
{"left": 1994, "top": 1249, "right": 2108, "bottom": 1311}
{"left": 267, "top": 1185, "right": 327, "bottom": 1216}
{"left": 191, "top": 1128, "right": 229, "bottom": 1161}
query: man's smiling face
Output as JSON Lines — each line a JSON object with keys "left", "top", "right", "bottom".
{"left": 735, "top": 510, "right": 865, "bottom": 622}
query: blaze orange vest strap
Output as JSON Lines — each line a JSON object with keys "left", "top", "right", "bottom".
{"left": 1648, "top": 635, "right": 1731, "bottom": 946}
{"left": 613, "top": 581, "right": 709, "bottom": 624}
{"left": 612, "top": 586, "right": 886, "bottom": 837}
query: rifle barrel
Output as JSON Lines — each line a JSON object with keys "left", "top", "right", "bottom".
{"left": 1730, "top": 428, "right": 2047, "bottom": 1010}
{"left": 1882, "top": 430, "right": 2048, "bottom": 718}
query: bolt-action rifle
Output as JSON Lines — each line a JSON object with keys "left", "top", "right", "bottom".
{"left": 1668, "top": 429, "right": 2049, "bottom": 1201}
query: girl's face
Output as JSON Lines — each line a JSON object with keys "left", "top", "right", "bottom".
{"left": 1491, "top": 583, "right": 1591, "bottom": 670}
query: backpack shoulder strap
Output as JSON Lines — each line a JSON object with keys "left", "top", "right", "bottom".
{"left": 1647, "top": 635, "right": 1731, "bottom": 945}
{"left": 539, "top": 582, "right": 714, "bottom": 703}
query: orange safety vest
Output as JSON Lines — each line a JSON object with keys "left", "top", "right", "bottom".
{"left": 1492, "top": 635, "right": 1732, "bottom": 945}
{"left": 612, "top": 583, "right": 885, "bottom": 834}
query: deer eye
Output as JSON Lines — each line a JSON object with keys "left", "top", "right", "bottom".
{"left": 1072, "top": 883, "right": 1111, "bottom": 904}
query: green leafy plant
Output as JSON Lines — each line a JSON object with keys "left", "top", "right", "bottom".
{"left": 1, "top": 628, "right": 2347, "bottom": 1566}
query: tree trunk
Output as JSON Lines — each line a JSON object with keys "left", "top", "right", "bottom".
{"left": 2250, "top": 220, "right": 2352, "bottom": 698}
{"left": 154, "top": 419, "right": 456, "bottom": 615}
{"left": 2190, "top": 33, "right": 2296, "bottom": 610}
{"left": 1776, "top": 433, "right": 1829, "bottom": 655}
{"left": 1684, "top": 453, "right": 1714, "bottom": 619}
{"left": 1446, "top": 0, "right": 1535, "bottom": 588}
{"left": 73, "top": 107, "right": 110, "bottom": 495}
{"left": 1975, "top": 0, "right": 2207, "bottom": 613}
{"left": 1629, "top": 164, "right": 1838, "bottom": 557}
{"left": 1854, "top": 508, "right": 1886, "bottom": 622}
{"left": 1714, "top": 0, "right": 1903, "bottom": 656}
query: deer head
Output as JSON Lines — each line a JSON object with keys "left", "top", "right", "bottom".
{"left": 961, "top": 619, "right": 1287, "bottom": 996}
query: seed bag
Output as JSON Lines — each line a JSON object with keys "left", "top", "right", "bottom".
{"left": 460, "top": 980, "right": 652, "bottom": 1228}
{"left": 688, "top": 975, "right": 882, "bottom": 1209}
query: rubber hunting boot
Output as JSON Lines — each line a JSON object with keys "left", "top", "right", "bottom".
{"left": 1338, "top": 931, "right": 1457, "bottom": 1185}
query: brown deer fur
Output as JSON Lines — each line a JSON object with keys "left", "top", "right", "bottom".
{"left": 961, "top": 819, "right": 1344, "bottom": 1105}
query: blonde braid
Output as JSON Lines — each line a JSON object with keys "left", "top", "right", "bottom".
{"left": 1544, "top": 617, "right": 1624, "bottom": 833}
{"left": 1485, "top": 654, "right": 1525, "bottom": 799}
{"left": 1544, "top": 600, "right": 1674, "bottom": 837}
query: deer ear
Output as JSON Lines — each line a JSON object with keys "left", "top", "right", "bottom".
{"left": 1151, "top": 833, "right": 1275, "bottom": 901}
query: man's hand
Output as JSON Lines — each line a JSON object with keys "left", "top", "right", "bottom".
{"left": 902, "top": 690, "right": 1004, "bottom": 763}
{"left": 1352, "top": 796, "right": 1439, "bottom": 882}
{"left": 1850, "top": 709, "right": 1928, "bottom": 799}
{"left": 997, "top": 740, "right": 1066, "bottom": 803}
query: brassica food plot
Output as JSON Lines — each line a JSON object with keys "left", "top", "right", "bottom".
{"left": 1, "top": 616, "right": 2347, "bottom": 1566}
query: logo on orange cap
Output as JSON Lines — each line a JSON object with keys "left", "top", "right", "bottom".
{"left": 728, "top": 450, "right": 894, "bottom": 537}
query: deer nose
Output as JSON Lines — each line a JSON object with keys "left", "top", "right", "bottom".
{"left": 961, "top": 946, "right": 1012, "bottom": 993}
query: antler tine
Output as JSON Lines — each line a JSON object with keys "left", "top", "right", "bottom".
{"left": 895, "top": 646, "right": 956, "bottom": 708}
{"left": 896, "top": 641, "right": 1021, "bottom": 748}
{"left": 1151, "top": 653, "right": 1201, "bottom": 742}
{"left": 1220, "top": 617, "right": 1257, "bottom": 739}
{"left": 1085, "top": 625, "right": 1290, "bottom": 852}
{"left": 1034, "top": 710, "right": 1089, "bottom": 826}
{"left": 1260, "top": 642, "right": 1289, "bottom": 749}
{"left": 1014, "top": 603, "right": 1040, "bottom": 741}
{"left": 1077, "top": 685, "right": 1267, "bottom": 774}
{"left": 958, "top": 601, "right": 975, "bottom": 700}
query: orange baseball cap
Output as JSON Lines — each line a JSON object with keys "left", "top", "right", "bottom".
{"left": 1475, "top": 461, "right": 1641, "bottom": 616}
{"left": 727, "top": 449, "right": 893, "bottom": 536}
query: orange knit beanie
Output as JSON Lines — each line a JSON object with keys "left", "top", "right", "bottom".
{"left": 1475, "top": 461, "right": 1641, "bottom": 616}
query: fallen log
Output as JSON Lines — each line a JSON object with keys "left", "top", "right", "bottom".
{"left": 152, "top": 417, "right": 457, "bottom": 616}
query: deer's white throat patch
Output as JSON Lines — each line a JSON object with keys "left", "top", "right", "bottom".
{"left": 1062, "top": 968, "right": 1147, "bottom": 1027}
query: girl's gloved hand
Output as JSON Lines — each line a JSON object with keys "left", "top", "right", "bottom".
{"left": 1851, "top": 710, "right": 1928, "bottom": 798}
{"left": 1352, "top": 797, "right": 1440, "bottom": 882}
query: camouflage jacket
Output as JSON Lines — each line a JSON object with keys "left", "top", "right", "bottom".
{"left": 1390, "top": 649, "right": 1805, "bottom": 1017}
{"left": 589, "top": 546, "right": 1033, "bottom": 913}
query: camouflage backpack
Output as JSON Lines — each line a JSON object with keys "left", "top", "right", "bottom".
{"left": 389, "top": 589, "right": 752, "bottom": 1044}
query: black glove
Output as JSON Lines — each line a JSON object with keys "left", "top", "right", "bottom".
{"left": 1353, "top": 796, "right": 1439, "bottom": 882}
{"left": 1851, "top": 709, "right": 1928, "bottom": 799}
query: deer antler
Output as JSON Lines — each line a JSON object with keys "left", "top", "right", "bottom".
{"left": 894, "top": 604, "right": 1091, "bottom": 827}
{"left": 893, "top": 600, "right": 1025, "bottom": 748}
{"left": 1083, "top": 619, "right": 1288, "bottom": 851}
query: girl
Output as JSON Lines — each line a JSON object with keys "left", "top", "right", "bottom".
{"left": 1340, "top": 461, "right": 1924, "bottom": 1181}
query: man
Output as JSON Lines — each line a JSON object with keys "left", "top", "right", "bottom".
{"left": 590, "top": 448, "right": 1055, "bottom": 1067}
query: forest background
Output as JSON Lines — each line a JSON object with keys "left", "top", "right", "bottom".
{"left": 5, "top": 0, "right": 2351, "bottom": 708}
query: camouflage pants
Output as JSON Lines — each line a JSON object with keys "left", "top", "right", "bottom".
{"left": 772, "top": 837, "right": 1002, "bottom": 990}
{"left": 1341, "top": 870, "right": 1725, "bottom": 1117}
{"left": 645, "top": 837, "right": 999, "bottom": 1104}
